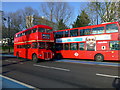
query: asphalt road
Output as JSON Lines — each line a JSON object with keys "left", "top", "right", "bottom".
{"left": 2, "top": 55, "right": 120, "bottom": 89}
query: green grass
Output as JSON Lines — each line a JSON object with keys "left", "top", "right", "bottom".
{"left": 1, "top": 46, "right": 14, "bottom": 53}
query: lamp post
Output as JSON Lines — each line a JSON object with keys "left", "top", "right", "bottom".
{"left": 8, "top": 17, "right": 11, "bottom": 53}
{"left": 3, "top": 17, "right": 11, "bottom": 53}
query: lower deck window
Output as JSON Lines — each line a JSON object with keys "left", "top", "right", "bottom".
{"left": 110, "top": 41, "right": 120, "bottom": 50}
{"left": 70, "top": 43, "right": 78, "bottom": 50}
{"left": 79, "top": 43, "right": 85, "bottom": 50}
{"left": 38, "top": 42, "right": 45, "bottom": 49}
{"left": 64, "top": 43, "right": 69, "bottom": 50}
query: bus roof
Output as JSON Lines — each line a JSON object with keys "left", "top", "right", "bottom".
{"left": 53, "top": 22, "right": 119, "bottom": 32}
{"left": 15, "top": 25, "right": 52, "bottom": 35}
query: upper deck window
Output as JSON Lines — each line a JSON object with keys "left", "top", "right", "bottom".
{"left": 106, "top": 24, "right": 118, "bottom": 33}
{"left": 38, "top": 28, "right": 45, "bottom": 32}
{"left": 55, "top": 31, "right": 63, "bottom": 38}
{"left": 46, "top": 29, "right": 52, "bottom": 33}
{"left": 42, "top": 34, "right": 50, "bottom": 39}
{"left": 22, "top": 33, "right": 25, "bottom": 36}
{"left": 92, "top": 27, "right": 104, "bottom": 34}
{"left": 80, "top": 29, "right": 91, "bottom": 36}
{"left": 63, "top": 30, "right": 69, "bottom": 37}
{"left": 25, "top": 30, "right": 31, "bottom": 35}
{"left": 32, "top": 28, "right": 37, "bottom": 33}
{"left": 70, "top": 29, "right": 78, "bottom": 37}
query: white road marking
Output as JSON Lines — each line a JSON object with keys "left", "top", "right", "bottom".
{"left": 96, "top": 73, "right": 120, "bottom": 78}
{"left": 5, "top": 60, "right": 9, "bottom": 62}
{"left": 33, "top": 64, "right": 70, "bottom": 72}
{"left": 0, "top": 75, "right": 35, "bottom": 88}
{"left": 12, "top": 61, "right": 17, "bottom": 63}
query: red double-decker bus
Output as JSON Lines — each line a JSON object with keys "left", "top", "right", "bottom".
{"left": 14, "top": 25, "right": 54, "bottom": 63}
{"left": 54, "top": 22, "right": 120, "bottom": 61}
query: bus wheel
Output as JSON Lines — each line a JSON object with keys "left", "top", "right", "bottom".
{"left": 32, "top": 54, "right": 39, "bottom": 63}
{"left": 95, "top": 54, "right": 104, "bottom": 62}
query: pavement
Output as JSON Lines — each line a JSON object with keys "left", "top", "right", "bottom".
{"left": 1, "top": 75, "right": 35, "bottom": 89}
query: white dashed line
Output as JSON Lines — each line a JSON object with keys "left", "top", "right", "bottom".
{"left": 96, "top": 73, "right": 120, "bottom": 78}
{"left": 33, "top": 64, "right": 70, "bottom": 72}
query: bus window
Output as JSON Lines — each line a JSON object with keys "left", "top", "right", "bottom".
{"left": 17, "top": 34, "right": 20, "bottom": 37}
{"left": 25, "top": 30, "right": 31, "bottom": 35}
{"left": 22, "top": 45, "right": 26, "bottom": 48}
{"left": 38, "top": 28, "right": 45, "bottom": 32}
{"left": 26, "top": 44, "right": 31, "bottom": 48}
{"left": 46, "top": 29, "right": 53, "bottom": 33}
{"left": 84, "top": 29, "right": 91, "bottom": 35}
{"left": 110, "top": 41, "right": 120, "bottom": 50}
{"left": 63, "top": 31, "right": 69, "bottom": 37}
{"left": 22, "top": 33, "right": 25, "bottom": 36}
{"left": 80, "top": 30, "right": 85, "bottom": 36}
{"left": 55, "top": 44, "right": 63, "bottom": 51}
{"left": 92, "top": 27, "right": 104, "bottom": 34}
{"left": 32, "top": 28, "right": 37, "bottom": 33}
{"left": 55, "top": 31, "right": 63, "bottom": 38}
{"left": 20, "top": 33, "right": 22, "bottom": 37}
{"left": 32, "top": 42, "right": 37, "bottom": 48}
{"left": 70, "top": 43, "right": 78, "bottom": 50}
{"left": 70, "top": 29, "right": 78, "bottom": 37}
{"left": 64, "top": 43, "right": 69, "bottom": 50}
{"left": 42, "top": 34, "right": 50, "bottom": 39}
{"left": 106, "top": 24, "right": 118, "bottom": 33}
{"left": 38, "top": 42, "right": 45, "bottom": 49}
{"left": 79, "top": 43, "right": 85, "bottom": 50}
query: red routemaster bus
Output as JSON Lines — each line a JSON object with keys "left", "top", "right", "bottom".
{"left": 54, "top": 22, "right": 120, "bottom": 61}
{"left": 14, "top": 25, "right": 54, "bottom": 63}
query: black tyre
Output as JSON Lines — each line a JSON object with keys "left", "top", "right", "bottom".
{"left": 32, "top": 54, "right": 39, "bottom": 63}
{"left": 95, "top": 54, "right": 104, "bottom": 62}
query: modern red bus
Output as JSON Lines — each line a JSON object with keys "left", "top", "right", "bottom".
{"left": 54, "top": 22, "right": 120, "bottom": 61}
{"left": 14, "top": 25, "right": 54, "bottom": 63}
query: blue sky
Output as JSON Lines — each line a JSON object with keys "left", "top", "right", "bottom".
{"left": 2, "top": 2, "right": 88, "bottom": 27}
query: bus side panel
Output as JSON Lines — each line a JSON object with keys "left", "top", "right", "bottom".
{"left": 27, "top": 48, "right": 38, "bottom": 60}
{"left": 14, "top": 44, "right": 27, "bottom": 59}
{"left": 104, "top": 51, "right": 119, "bottom": 61}
{"left": 56, "top": 50, "right": 120, "bottom": 61}
{"left": 59, "top": 50, "right": 87, "bottom": 59}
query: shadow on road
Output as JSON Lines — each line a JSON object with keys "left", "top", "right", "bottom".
{"left": 2, "top": 69, "right": 16, "bottom": 74}
{"left": 2, "top": 56, "right": 30, "bottom": 67}
{"left": 112, "top": 78, "right": 120, "bottom": 90}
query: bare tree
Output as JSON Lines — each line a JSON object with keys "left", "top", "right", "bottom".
{"left": 40, "top": 2, "right": 73, "bottom": 27}
{"left": 40, "top": 2, "right": 55, "bottom": 22}
{"left": 87, "top": 1, "right": 119, "bottom": 24}
{"left": 3, "top": 6, "right": 39, "bottom": 39}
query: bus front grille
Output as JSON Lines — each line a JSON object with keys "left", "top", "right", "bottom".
{"left": 44, "top": 52, "right": 52, "bottom": 60}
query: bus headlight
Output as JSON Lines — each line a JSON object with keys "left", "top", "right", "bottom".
{"left": 53, "top": 53, "right": 54, "bottom": 56}
{"left": 112, "top": 51, "right": 114, "bottom": 53}
{"left": 39, "top": 54, "right": 42, "bottom": 56}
